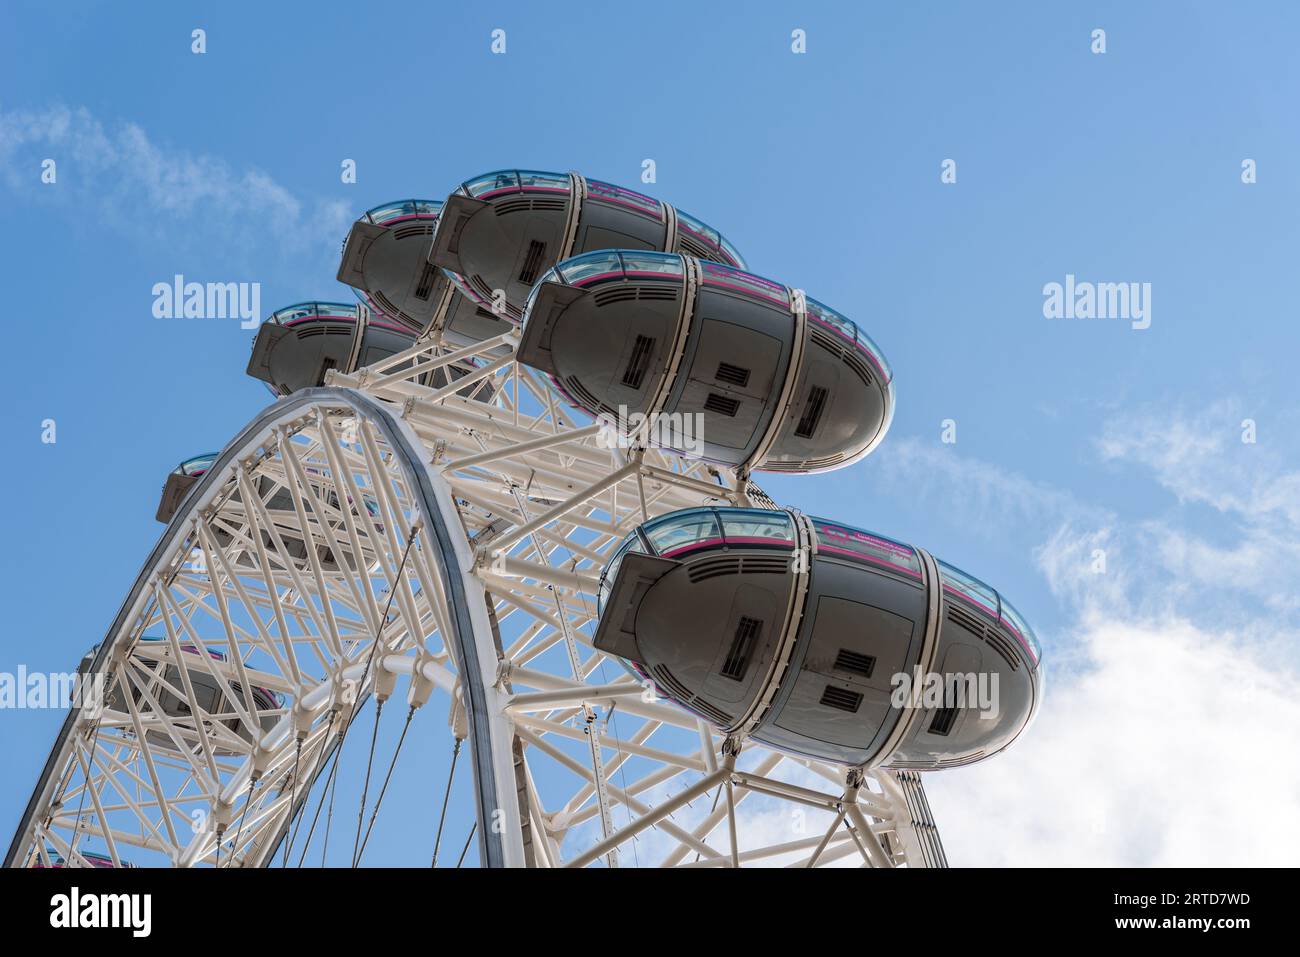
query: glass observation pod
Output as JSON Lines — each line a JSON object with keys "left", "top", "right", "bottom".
{"left": 337, "top": 199, "right": 516, "bottom": 348}
{"left": 594, "top": 507, "right": 1042, "bottom": 770}
{"left": 155, "top": 452, "right": 217, "bottom": 523}
{"left": 33, "top": 851, "right": 134, "bottom": 868}
{"left": 519, "top": 250, "right": 895, "bottom": 473}
{"left": 151, "top": 452, "right": 383, "bottom": 572}
{"left": 427, "top": 168, "right": 746, "bottom": 320}
{"left": 76, "top": 638, "right": 284, "bottom": 756}
{"left": 245, "top": 301, "right": 490, "bottom": 400}
{"left": 245, "top": 301, "right": 415, "bottom": 397}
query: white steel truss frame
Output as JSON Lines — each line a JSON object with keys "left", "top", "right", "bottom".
{"left": 7, "top": 338, "right": 946, "bottom": 868}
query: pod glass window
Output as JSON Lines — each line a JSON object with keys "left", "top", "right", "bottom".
{"left": 676, "top": 209, "right": 720, "bottom": 246}
{"left": 997, "top": 596, "right": 1041, "bottom": 665}
{"left": 642, "top": 508, "right": 722, "bottom": 557}
{"left": 717, "top": 233, "right": 747, "bottom": 270}
{"left": 676, "top": 210, "right": 747, "bottom": 268}
{"left": 699, "top": 261, "right": 790, "bottom": 308}
{"left": 175, "top": 453, "right": 217, "bottom": 477}
{"left": 365, "top": 199, "right": 442, "bottom": 225}
{"left": 517, "top": 170, "right": 570, "bottom": 191}
{"left": 597, "top": 533, "right": 648, "bottom": 614}
{"left": 556, "top": 250, "right": 626, "bottom": 286}
{"left": 937, "top": 560, "right": 1000, "bottom": 621}
{"left": 718, "top": 509, "right": 795, "bottom": 547}
{"left": 267, "top": 302, "right": 359, "bottom": 326}
{"left": 462, "top": 170, "right": 521, "bottom": 197}
{"left": 811, "top": 518, "right": 921, "bottom": 578}
{"left": 587, "top": 179, "right": 664, "bottom": 218}
{"left": 805, "top": 296, "right": 893, "bottom": 386}
{"left": 617, "top": 251, "right": 685, "bottom": 280}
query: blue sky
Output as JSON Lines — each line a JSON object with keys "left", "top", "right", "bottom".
{"left": 2, "top": 0, "right": 1298, "bottom": 865}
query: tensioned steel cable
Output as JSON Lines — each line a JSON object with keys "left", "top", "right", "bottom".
{"left": 354, "top": 705, "right": 416, "bottom": 865}
{"left": 351, "top": 697, "right": 385, "bottom": 866}
{"left": 430, "top": 738, "right": 462, "bottom": 867}
{"left": 294, "top": 730, "right": 343, "bottom": 867}
{"left": 320, "top": 758, "right": 338, "bottom": 867}
{"left": 223, "top": 777, "right": 258, "bottom": 869}
{"left": 350, "top": 525, "right": 421, "bottom": 867}
{"left": 285, "top": 708, "right": 336, "bottom": 864}
{"left": 281, "top": 737, "right": 304, "bottom": 867}
{"left": 456, "top": 822, "right": 477, "bottom": 868}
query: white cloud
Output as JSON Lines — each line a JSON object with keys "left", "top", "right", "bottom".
{"left": 872, "top": 436, "right": 1096, "bottom": 530}
{"left": 0, "top": 104, "right": 350, "bottom": 265}
{"left": 1097, "top": 397, "right": 1300, "bottom": 529}
{"left": 848, "top": 404, "right": 1300, "bottom": 865}
{"left": 927, "top": 612, "right": 1300, "bottom": 866}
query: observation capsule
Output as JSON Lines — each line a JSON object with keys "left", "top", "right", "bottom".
{"left": 337, "top": 199, "right": 515, "bottom": 347}
{"left": 76, "top": 638, "right": 284, "bottom": 756}
{"left": 519, "top": 251, "right": 894, "bottom": 473}
{"left": 33, "top": 851, "right": 134, "bottom": 868}
{"left": 245, "top": 300, "right": 489, "bottom": 399}
{"left": 156, "top": 453, "right": 216, "bottom": 524}
{"left": 427, "top": 169, "right": 746, "bottom": 319}
{"left": 245, "top": 301, "right": 415, "bottom": 397}
{"left": 594, "top": 507, "right": 1042, "bottom": 769}
{"left": 150, "top": 451, "right": 384, "bottom": 575}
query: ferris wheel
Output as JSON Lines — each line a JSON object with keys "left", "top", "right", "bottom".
{"left": 7, "top": 169, "right": 1043, "bottom": 869}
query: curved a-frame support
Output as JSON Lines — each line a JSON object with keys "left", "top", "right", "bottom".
{"left": 6, "top": 387, "right": 523, "bottom": 868}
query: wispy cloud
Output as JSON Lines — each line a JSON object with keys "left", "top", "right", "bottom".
{"left": 872, "top": 435, "right": 1098, "bottom": 531}
{"left": 928, "top": 611, "right": 1300, "bottom": 866}
{"left": 1097, "top": 397, "right": 1300, "bottom": 529}
{"left": 0, "top": 104, "right": 350, "bottom": 267}
{"left": 849, "top": 402, "right": 1300, "bottom": 864}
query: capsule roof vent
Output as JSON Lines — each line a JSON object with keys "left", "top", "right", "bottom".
{"left": 946, "top": 604, "right": 988, "bottom": 638}
{"left": 413, "top": 263, "right": 439, "bottom": 301}
{"left": 392, "top": 224, "right": 434, "bottom": 241}
{"left": 833, "top": 648, "right": 875, "bottom": 678}
{"left": 928, "top": 705, "right": 959, "bottom": 736}
{"left": 687, "top": 557, "right": 741, "bottom": 583}
{"left": 985, "top": 630, "right": 1021, "bottom": 671}
{"left": 947, "top": 605, "right": 1020, "bottom": 671}
{"left": 621, "top": 335, "right": 655, "bottom": 389}
{"left": 651, "top": 664, "right": 692, "bottom": 703}
{"left": 594, "top": 286, "right": 638, "bottom": 307}
{"left": 740, "top": 555, "right": 789, "bottom": 575}
{"left": 716, "top": 362, "right": 751, "bottom": 388}
{"left": 494, "top": 198, "right": 530, "bottom": 216}
{"left": 794, "top": 385, "right": 829, "bottom": 438}
{"left": 720, "top": 616, "right": 762, "bottom": 681}
{"left": 677, "top": 234, "right": 715, "bottom": 261}
{"left": 564, "top": 376, "right": 617, "bottom": 418}
{"left": 842, "top": 348, "right": 874, "bottom": 388}
{"left": 819, "top": 684, "right": 863, "bottom": 713}
{"left": 937, "top": 751, "right": 985, "bottom": 768}
{"left": 809, "top": 327, "right": 874, "bottom": 389}
{"left": 652, "top": 664, "right": 734, "bottom": 727}
{"left": 517, "top": 240, "right": 547, "bottom": 285}
{"left": 495, "top": 197, "right": 566, "bottom": 216}
{"left": 703, "top": 393, "right": 741, "bottom": 417}
{"left": 761, "top": 450, "right": 847, "bottom": 473}
{"left": 690, "top": 699, "right": 733, "bottom": 726}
